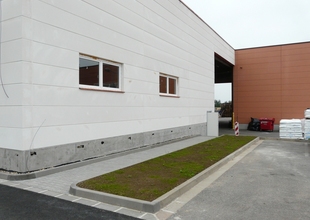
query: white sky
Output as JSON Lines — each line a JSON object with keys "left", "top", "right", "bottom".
{"left": 181, "top": 0, "right": 310, "bottom": 102}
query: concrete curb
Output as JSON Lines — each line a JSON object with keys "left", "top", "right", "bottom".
{"left": 70, "top": 137, "right": 260, "bottom": 213}
{"left": 260, "top": 136, "right": 310, "bottom": 142}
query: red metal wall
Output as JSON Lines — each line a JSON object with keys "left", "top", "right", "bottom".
{"left": 234, "top": 42, "right": 310, "bottom": 125}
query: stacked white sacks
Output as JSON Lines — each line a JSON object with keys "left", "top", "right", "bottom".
{"left": 305, "top": 108, "right": 310, "bottom": 140}
{"left": 279, "top": 119, "right": 303, "bottom": 139}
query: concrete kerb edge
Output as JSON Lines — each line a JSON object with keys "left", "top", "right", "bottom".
{"left": 0, "top": 136, "right": 199, "bottom": 181}
{"left": 260, "top": 136, "right": 310, "bottom": 142}
{"left": 69, "top": 137, "right": 261, "bottom": 213}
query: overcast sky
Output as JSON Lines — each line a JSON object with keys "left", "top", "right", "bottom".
{"left": 181, "top": 0, "right": 310, "bottom": 102}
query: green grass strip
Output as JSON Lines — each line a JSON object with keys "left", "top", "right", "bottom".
{"left": 77, "top": 135, "right": 256, "bottom": 201}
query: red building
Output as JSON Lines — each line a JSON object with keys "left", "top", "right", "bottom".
{"left": 233, "top": 41, "right": 310, "bottom": 130}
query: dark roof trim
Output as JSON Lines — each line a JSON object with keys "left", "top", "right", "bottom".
{"left": 215, "top": 53, "right": 234, "bottom": 67}
{"left": 179, "top": 0, "right": 234, "bottom": 50}
{"left": 236, "top": 41, "right": 310, "bottom": 51}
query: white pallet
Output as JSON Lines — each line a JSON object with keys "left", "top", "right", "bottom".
{"left": 305, "top": 109, "right": 310, "bottom": 119}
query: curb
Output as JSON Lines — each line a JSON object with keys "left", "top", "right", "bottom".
{"left": 70, "top": 137, "right": 260, "bottom": 213}
{"left": 260, "top": 136, "right": 310, "bottom": 142}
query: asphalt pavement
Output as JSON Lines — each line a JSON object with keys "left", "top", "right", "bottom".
{"left": 168, "top": 140, "right": 310, "bottom": 220}
{"left": 0, "top": 183, "right": 138, "bottom": 220}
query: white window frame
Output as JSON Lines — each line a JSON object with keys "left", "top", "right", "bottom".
{"left": 79, "top": 55, "right": 123, "bottom": 92}
{"left": 159, "top": 73, "right": 179, "bottom": 97}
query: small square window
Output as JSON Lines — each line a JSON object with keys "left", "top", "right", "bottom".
{"left": 159, "top": 74, "right": 178, "bottom": 96}
{"left": 79, "top": 55, "right": 122, "bottom": 91}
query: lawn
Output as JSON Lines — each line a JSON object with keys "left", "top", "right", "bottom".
{"left": 77, "top": 135, "right": 256, "bottom": 201}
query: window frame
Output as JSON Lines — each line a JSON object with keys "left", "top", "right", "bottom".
{"left": 79, "top": 55, "right": 123, "bottom": 92}
{"left": 159, "top": 73, "right": 179, "bottom": 97}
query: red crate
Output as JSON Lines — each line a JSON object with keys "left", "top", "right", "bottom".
{"left": 259, "top": 118, "right": 275, "bottom": 131}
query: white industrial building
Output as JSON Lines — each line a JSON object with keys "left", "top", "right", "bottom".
{"left": 0, "top": 0, "right": 234, "bottom": 172}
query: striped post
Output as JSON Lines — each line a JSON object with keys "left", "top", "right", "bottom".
{"left": 234, "top": 121, "right": 239, "bottom": 136}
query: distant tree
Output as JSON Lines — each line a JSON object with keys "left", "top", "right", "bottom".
{"left": 214, "top": 99, "right": 221, "bottom": 107}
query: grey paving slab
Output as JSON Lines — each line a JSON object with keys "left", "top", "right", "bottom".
{"left": 155, "top": 210, "right": 173, "bottom": 220}
{"left": 140, "top": 213, "right": 158, "bottom": 220}
{"left": 56, "top": 194, "right": 81, "bottom": 202}
{"left": 41, "top": 190, "right": 63, "bottom": 197}
{"left": 163, "top": 201, "right": 184, "bottom": 214}
{"left": 7, "top": 183, "right": 29, "bottom": 189}
{"left": 95, "top": 202, "right": 121, "bottom": 212}
{"left": 10, "top": 136, "right": 214, "bottom": 195}
{"left": 116, "top": 208, "right": 145, "bottom": 218}
{"left": 74, "top": 198, "right": 101, "bottom": 206}
{"left": 0, "top": 181, "right": 20, "bottom": 186}
{"left": 24, "top": 186, "right": 46, "bottom": 193}
{"left": 168, "top": 140, "right": 310, "bottom": 220}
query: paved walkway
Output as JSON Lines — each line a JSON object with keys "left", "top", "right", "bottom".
{"left": 2, "top": 130, "right": 306, "bottom": 219}
{"left": 0, "top": 136, "right": 215, "bottom": 220}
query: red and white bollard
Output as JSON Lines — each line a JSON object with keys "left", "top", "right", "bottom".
{"left": 234, "top": 121, "right": 239, "bottom": 136}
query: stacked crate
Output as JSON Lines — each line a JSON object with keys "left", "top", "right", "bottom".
{"left": 279, "top": 119, "right": 303, "bottom": 139}
{"left": 305, "top": 109, "right": 310, "bottom": 140}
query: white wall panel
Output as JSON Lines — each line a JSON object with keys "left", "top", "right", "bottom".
{"left": 0, "top": 127, "right": 24, "bottom": 150}
{"left": 0, "top": 0, "right": 234, "bottom": 151}
{"left": 123, "top": 66, "right": 157, "bottom": 83}
{"left": 29, "top": 85, "right": 147, "bottom": 107}
{"left": 24, "top": 106, "right": 145, "bottom": 128}
{"left": 1, "top": 17, "right": 23, "bottom": 42}
{"left": 0, "top": 84, "right": 24, "bottom": 106}
{"left": 0, "top": 128, "right": 23, "bottom": 150}
{"left": 1, "top": 0, "right": 23, "bottom": 21}
{"left": 31, "top": 42, "right": 77, "bottom": 69}
{"left": 1, "top": 39, "right": 24, "bottom": 63}
{"left": 0, "top": 106, "right": 23, "bottom": 127}
{"left": 144, "top": 107, "right": 189, "bottom": 119}
{"left": 1, "top": 62, "right": 24, "bottom": 84}
{"left": 142, "top": 117, "right": 189, "bottom": 132}
{"left": 31, "top": 63, "right": 77, "bottom": 87}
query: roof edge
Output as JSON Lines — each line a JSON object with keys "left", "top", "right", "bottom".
{"left": 179, "top": 0, "right": 234, "bottom": 50}
{"left": 236, "top": 41, "right": 310, "bottom": 51}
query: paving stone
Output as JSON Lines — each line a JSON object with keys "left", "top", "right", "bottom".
{"left": 10, "top": 183, "right": 30, "bottom": 189}
{"left": 41, "top": 190, "right": 63, "bottom": 197}
{"left": 139, "top": 213, "right": 158, "bottom": 220}
{"left": 95, "top": 203, "right": 121, "bottom": 212}
{"left": 163, "top": 201, "right": 185, "bottom": 214}
{"left": 0, "top": 181, "right": 20, "bottom": 186}
{"left": 24, "top": 187, "right": 46, "bottom": 193}
{"left": 116, "top": 208, "right": 145, "bottom": 218}
{"left": 56, "top": 194, "right": 80, "bottom": 202}
{"left": 155, "top": 209, "right": 173, "bottom": 220}
{"left": 74, "top": 198, "right": 99, "bottom": 206}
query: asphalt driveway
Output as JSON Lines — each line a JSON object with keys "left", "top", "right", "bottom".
{"left": 0, "top": 184, "right": 138, "bottom": 220}
{"left": 168, "top": 140, "right": 310, "bottom": 220}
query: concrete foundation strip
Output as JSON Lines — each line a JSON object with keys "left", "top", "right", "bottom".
{"left": 70, "top": 137, "right": 261, "bottom": 213}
